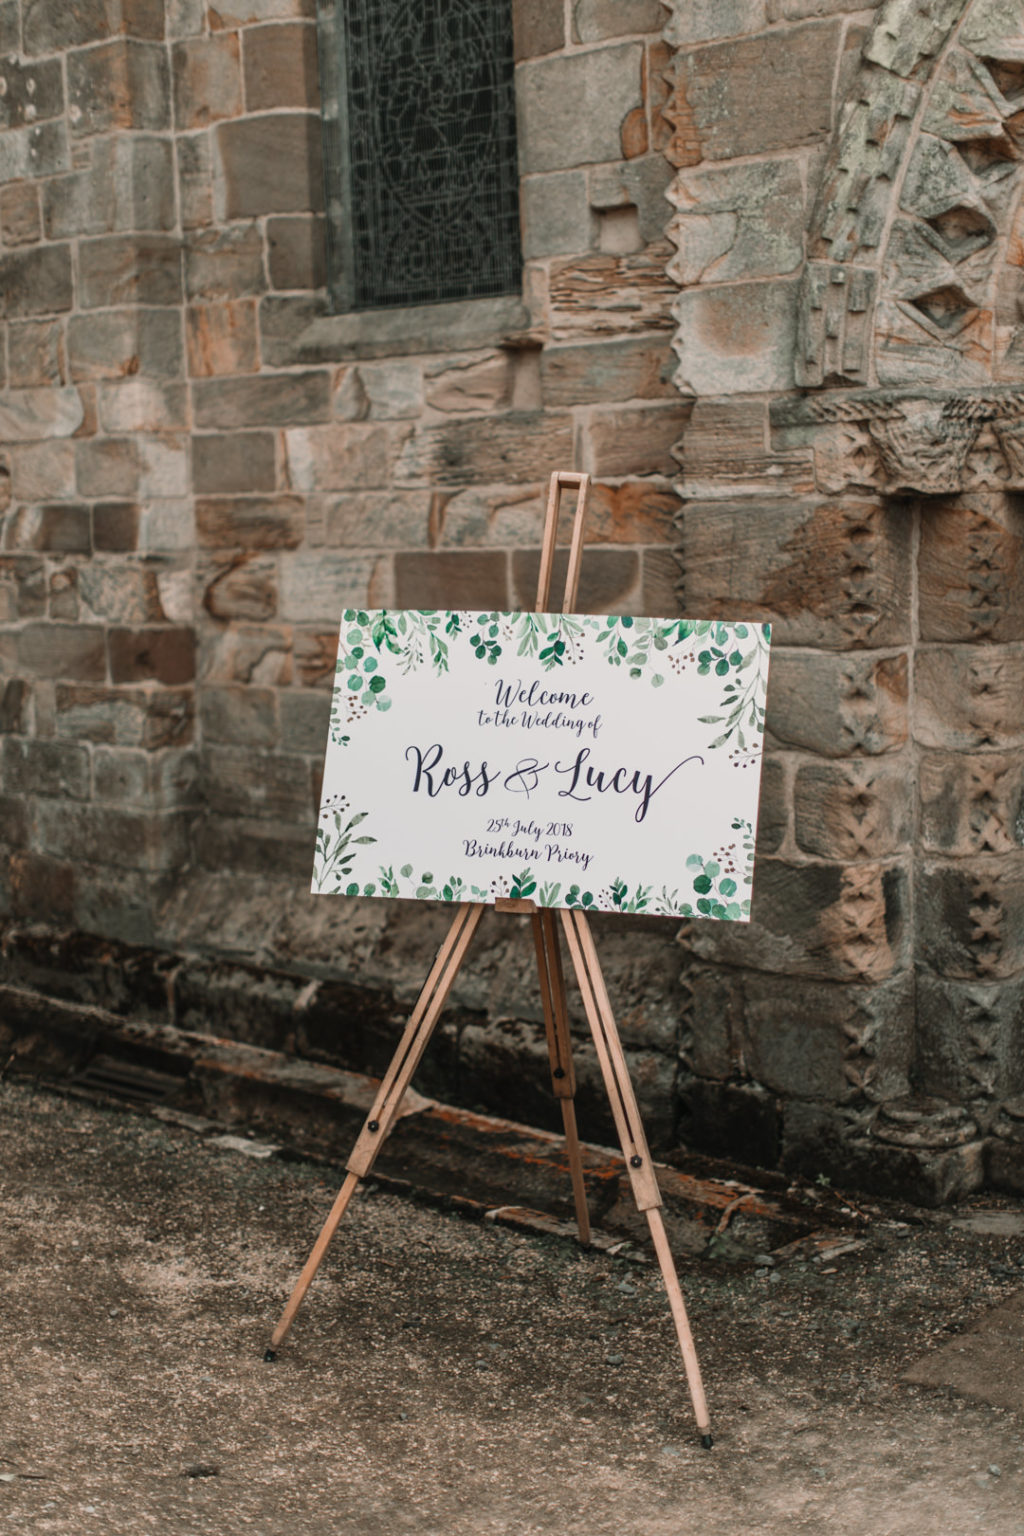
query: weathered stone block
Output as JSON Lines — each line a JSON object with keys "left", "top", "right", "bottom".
{"left": 511, "top": 547, "right": 641, "bottom": 612}
{"left": 36, "top": 801, "right": 191, "bottom": 873}
{"left": 690, "top": 857, "right": 910, "bottom": 982}
{"left": 672, "top": 279, "right": 800, "bottom": 395}
{"left": 572, "top": 0, "right": 664, "bottom": 42}
{"left": 215, "top": 113, "right": 323, "bottom": 218}
{"left": 314, "top": 491, "right": 426, "bottom": 548}
{"left": 202, "top": 553, "right": 278, "bottom": 621}
{"left": 172, "top": 34, "right": 242, "bottom": 129}
{"left": 347, "top": 361, "right": 425, "bottom": 421}
{"left": 193, "top": 372, "right": 330, "bottom": 430}
{"left": 549, "top": 239, "right": 675, "bottom": 339}
{"left": 920, "top": 750, "right": 1024, "bottom": 858}
{"left": 756, "top": 753, "right": 788, "bottom": 853}
{"left": 8, "top": 320, "right": 63, "bottom": 388}
{"left": 191, "top": 813, "right": 313, "bottom": 880}
{"left": 394, "top": 551, "right": 509, "bottom": 611}
{"left": 56, "top": 683, "right": 194, "bottom": 748}
{"left": 93, "top": 746, "right": 199, "bottom": 810}
{"left": 68, "top": 308, "right": 183, "bottom": 382}
{"left": 193, "top": 432, "right": 277, "bottom": 495}
{"left": 76, "top": 438, "right": 141, "bottom": 498}
{"left": 24, "top": 0, "right": 165, "bottom": 52}
{"left": 199, "top": 624, "right": 292, "bottom": 686}
{"left": 196, "top": 496, "right": 304, "bottom": 550}
{"left": 668, "top": 158, "right": 805, "bottom": 285}
{"left": 277, "top": 551, "right": 385, "bottom": 620}
{"left": 78, "top": 235, "right": 182, "bottom": 308}
{"left": 687, "top": 964, "right": 914, "bottom": 1102}
{"left": 917, "top": 855, "right": 1024, "bottom": 982}
{"left": 199, "top": 685, "right": 278, "bottom": 747}
{"left": 0, "top": 558, "right": 46, "bottom": 620}
{"left": 25, "top": 120, "right": 71, "bottom": 178}
{"left": 17, "top": 623, "right": 107, "bottom": 681}
{"left": 520, "top": 170, "right": 595, "bottom": 259}
{"left": 67, "top": 40, "right": 171, "bottom": 135}
{"left": 513, "top": 0, "right": 564, "bottom": 57}
{"left": 10, "top": 442, "right": 76, "bottom": 503}
{"left": 108, "top": 626, "right": 196, "bottom": 685}
{"left": 0, "top": 182, "right": 41, "bottom": 246}
{"left": 97, "top": 379, "right": 187, "bottom": 435}
{"left": 93, "top": 502, "right": 140, "bottom": 552}
{"left": 422, "top": 355, "right": 506, "bottom": 416}
{"left": 677, "top": 400, "right": 815, "bottom": 501}
{"left": 201, "top": 745, "right": 313, "bottom": 822}
{"left": 540, "top": 336, "right": 676, "bottom": 406}
{"left": 184, "top": 224, "right": 265, "bottom": 300}
{"left": 587, "top": 401, "right": 692, "bottom": 476}
{"left": 918, "top": 499, "right": 1024, "bottom": 644}
{"left": 664, "top": 0, "right": 767, "bottom": 46}
{"left": 186, "top": 301, "right": 260, "bottom": 376}
{"left": 915, "top": 973, "right": 1024, "bottom": 1104}
{"left": 266, "top": 215, "right": 326, "bottom": 290}
{"left": 517, "top": 44, "right": 643, "bottom": 174}
{"left": 1, "top": 737, "right": 91, "bottom": 800}
{"left": 44, "top": 135, "right": 176, "bottom": 239}
{"left": 766, "top": 650, "right": 908, "bottom": 757}
{"left": 915, "top": 646, "right": 1024, "bottom": 752}
{"left": 586, "top": 481, "right": 680, "bottom": 545}
{"left": 675, "top": 22, "right": 840, "bottom": 161}
{"left": 0, "top": 54, "right": 63, "bottom": 130}
{"left": 176, "top": 130, "right": 214, "bottom": 230}
{"left": 243, "top": 21, "right": 319, "bottom": 111}
{"left": 7, "top": 852, "right": 77, "bottom": 923}
{"left": 0, "top": 245, "right": 73, "bottom": 318}
{"left": 292, "top": 628, "right": 338, "bottom": 687}
{"left": 794, "top": 759, "right": 913, "bottom": 860}
{"left": 279, "top": 688, "right": 330, "bottom": 755}
{"left": 78, "top": 560, "right": 170, "bottom": 623}
{"left": 285, "top": 423, "right": 398, "bottom": 492}
{"left": 395, "top": 412, "right": 573, "bottom": 487}
{"left": 0, "top": 679, "right": 31, "bottom": 732}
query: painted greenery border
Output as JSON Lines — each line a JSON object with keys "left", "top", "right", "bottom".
{"left": 315, "top": 610, "right": 769, "bottom": 921}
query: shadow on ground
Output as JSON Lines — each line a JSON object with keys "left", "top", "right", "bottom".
{"left": 1, "top": 1081, "right": 1022, "bottom": 1536}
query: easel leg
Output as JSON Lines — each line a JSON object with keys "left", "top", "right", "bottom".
{"left": 532, "top": 909, "right": 591, "bottom": 1244}
{"left": 560, "top": 908, "right": 712, "bottom": 1446}
{"left": 266, "top": 902, "right": 486, "bottom": 1356}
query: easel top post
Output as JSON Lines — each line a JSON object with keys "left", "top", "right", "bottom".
{"left": 535, "top": 471, "right": 590, "bottom": 614}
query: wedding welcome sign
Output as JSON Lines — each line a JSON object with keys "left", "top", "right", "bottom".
{"left": 313, "top": 609, "right": 771, "bottom": 921}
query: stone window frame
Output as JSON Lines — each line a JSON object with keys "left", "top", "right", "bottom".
{"left": 315, "top": 0, "right": 523, "bottom": 319}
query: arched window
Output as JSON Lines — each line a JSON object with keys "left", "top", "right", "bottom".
{"left": 318, "top": 0, "right": 522, "bottom": 312}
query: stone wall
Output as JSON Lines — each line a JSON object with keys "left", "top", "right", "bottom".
{"left": 665, "top": 0, "right": 1024, "bottom": 1200}
{"left": 0, "top": 0, "right": 695, "bottom": 1151}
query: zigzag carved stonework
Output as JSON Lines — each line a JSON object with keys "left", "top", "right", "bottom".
{"left": 968, "top": 757, "right": 1016, "bottom": 851}
{"left": 840, "top": 996, "right": 882, "bottom": 1104}
{"left": 965, "top": 987, "right": 1001, "bottom": 1098}
{"left": 968, "top": 871, "right": 1005, "bottom": 976}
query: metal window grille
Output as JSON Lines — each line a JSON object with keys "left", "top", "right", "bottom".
{"left": 318, "top": 0, "right": 522, "bottom": 311}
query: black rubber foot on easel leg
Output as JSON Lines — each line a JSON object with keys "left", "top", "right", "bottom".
{"left": 263, "top": 1348, "right": 277, "bottom": 1363}
{"left": 701, "top": 1434, "right": 714, "bottom": 1451}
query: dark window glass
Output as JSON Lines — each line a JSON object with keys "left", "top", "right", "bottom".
{"left": 319, "top": 0, "right": 522, "bottom": 311}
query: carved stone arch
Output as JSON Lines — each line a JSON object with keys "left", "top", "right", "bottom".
{"left": 784, "top": 0, "right": 1024, "bottom": 494}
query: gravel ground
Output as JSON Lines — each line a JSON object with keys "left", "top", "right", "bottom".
{"left": 1, "top": 1079, "right": 1023, "bottom": 1536}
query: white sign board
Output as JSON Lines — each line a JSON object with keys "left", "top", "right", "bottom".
{"left": 314, "top": 610, "right": 771, "bottom": 921}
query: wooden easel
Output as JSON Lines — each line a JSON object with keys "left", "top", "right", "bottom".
{"left": 266, "top": 472, "right": 713, "bottom": 1448}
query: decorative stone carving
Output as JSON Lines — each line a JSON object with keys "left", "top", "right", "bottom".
{"left": 796, "top": 0, "right": 1024, "bottom": 391}
{"left": 771, "top": 386, "right": 1024, "bottom": 492}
